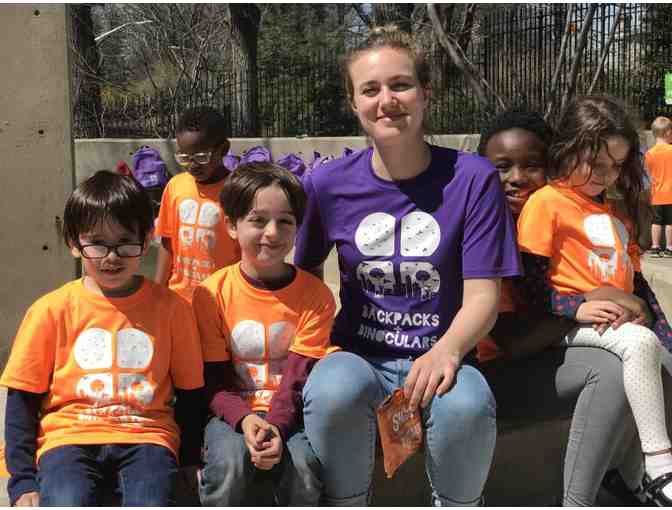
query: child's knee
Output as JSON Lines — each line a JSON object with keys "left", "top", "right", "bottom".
{"left": 622, "top": 324, "right": 662, "bottom": 359}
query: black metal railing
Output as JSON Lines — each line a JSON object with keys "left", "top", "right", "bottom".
{"left": 73, "top": 3, "right": 672, "bottom": 138}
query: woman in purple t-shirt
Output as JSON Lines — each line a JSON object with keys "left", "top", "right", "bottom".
{"left": 294, "top": 26, "right": 521, "bottom": 505}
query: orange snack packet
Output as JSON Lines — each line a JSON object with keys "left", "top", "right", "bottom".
{"left": 0, "top": 443, "right": 9, "bottom": 478}
{"left": 376, "top": 388, "right": 423, "bottom": 478}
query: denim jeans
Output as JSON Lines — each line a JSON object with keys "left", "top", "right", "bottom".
{"left": 199, "top": 416, "right": 322, "bottom": 506}
{"left": 37, "top": 443, "right": 178, "bottom": 506}
{"left": 303, "top": 351, "right": 497, "bottom": 506}
{"left": 481, "top": 346, "right": 637, "bottom": 506}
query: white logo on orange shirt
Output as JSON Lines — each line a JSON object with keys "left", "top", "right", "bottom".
{"left": 584, "top": 214, "right": 632, "bottom": 282}
{"left": 73, "top": 327, "right": 156, "bottom": 424}
{"left": 177, "top": 199, "right": 221, "bottom": 251}
{"left": 230, "top": 320, "right": 294, "bottom": 400}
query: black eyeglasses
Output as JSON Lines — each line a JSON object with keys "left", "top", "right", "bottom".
{"left": 79, "top": 243, "right": 144, "bottom": 259}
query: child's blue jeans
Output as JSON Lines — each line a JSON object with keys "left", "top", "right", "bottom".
{"left": 37, "top": 443, "right": 178, "bottom": 506}
{"left": 199, "top": 416, "right": 322, "bottom": 506}
{"left": 303, "top": 351, "right": 497, "bottom": 506}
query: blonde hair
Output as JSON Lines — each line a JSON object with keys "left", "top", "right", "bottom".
{"left": 651, "top": 116, "right": 672, "bottom": 139}
{"left": 341, "top": 25, "right": 431, "bottom": 102}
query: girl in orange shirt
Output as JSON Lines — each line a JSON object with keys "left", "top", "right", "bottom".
{"left": 517, "top": 96, "right": 672, "bottom": 506}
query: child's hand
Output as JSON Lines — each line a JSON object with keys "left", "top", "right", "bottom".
{"left": 15, "top": 491, "right": 39, "bottom": 507}
{"left": 251, "top": 425, "right": 283, "bottom": 470}
{"left": 585, "top": 288, "right": 653, "bottom": 328}
{"left": 576, "top": 300, "right": 625, "bottom": 325}
{"left": 241, "top": 414, "right": 272, "bottom": 452}
{"left": 241, "top": 415, "right": 283, "bottom": 469}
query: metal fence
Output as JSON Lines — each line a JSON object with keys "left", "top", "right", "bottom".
{"left": 74, "top": 3, "right": 672, "bottom": 138}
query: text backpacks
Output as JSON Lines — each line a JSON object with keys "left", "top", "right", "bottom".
{"left": 131, "top": 146, "right": 169, "bottom": 189}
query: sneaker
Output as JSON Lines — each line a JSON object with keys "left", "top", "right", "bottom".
{"left": 600, "top": 469, "right": 650, "bottom": 506}
{"left": 662, "top": 249, "right": 672, "bottom": 258}
{"left": 648, "top": 248, "right": 663, "bottom": 258}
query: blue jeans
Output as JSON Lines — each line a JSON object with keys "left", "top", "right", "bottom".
{"left": 199, "top": 416, "right": 322, "bottom": 506}
{"left": 303, "top": 351, "right": 497, "bottom": 506}
{"left": 37, "top": 443, "right": 178, "bottom": 506}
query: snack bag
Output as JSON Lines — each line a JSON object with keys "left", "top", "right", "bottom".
{"left": 376, "top": 388, "right": 423, "bottom": 478}
{"left": 0, "top": 443, "right": 8, "bottom": 477}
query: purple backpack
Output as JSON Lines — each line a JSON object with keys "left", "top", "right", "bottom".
{"left": 131, "top": 146, "right": 169, "bottom": 189}
{"left": 222, "top": 150, "right": 241, "bottom": 172}
{"left": 240, "top": 146, "right": 272, "bottom": 164}
{"left": 276, "top": 152, "right": 307, "bottom": 178}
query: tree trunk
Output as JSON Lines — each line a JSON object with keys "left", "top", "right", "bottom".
{"left": 70, "top": 5, "right": 102, "bottom": 137}
{"left": 428, "top": 4, "right": 506, "bottom": 114}
{"left": 229, "top": 4, "right": 260, "bottom": 137}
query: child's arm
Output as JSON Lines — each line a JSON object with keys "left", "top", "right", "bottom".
{"left": 154, "top": 237, "right": 173, "bottom": 285}
{"left": 204, "top": 361, "right": 254, "bottom": 430}
{"left": 633, "top": 271, "right": 672, "bottom": 346}
{"left": 489, "top": 312, "right": 575, "bottom": 359}
{"left": 265, "top": 352, "right": 317, "bottom": 441}
{"left": 515, "top": 253, "right": 559, "bottom": 314}
{"left": 5, "top": 389, "right": 43, "bottom": 506}
{"left": 173, "top": 387, "right": 205, "bottom": 467}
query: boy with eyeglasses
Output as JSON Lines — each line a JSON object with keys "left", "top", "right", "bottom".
{"left": 155, "top": 106, "right": 241, "bottom": 302}
{"left": 1, "top": 170, "right": 205, "bottom": 506}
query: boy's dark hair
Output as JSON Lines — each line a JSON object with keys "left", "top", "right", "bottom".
{"left": 477, "top": 109, "right": 555, "bottom": 156}
{"left": 176, "top": 106, "right": 230, "bottom": 148}
{"left": 220, "top": 162, "right": 306, "bottom": 225}
{"left": 63, "top": 170, "right": 154, "bottom": 247}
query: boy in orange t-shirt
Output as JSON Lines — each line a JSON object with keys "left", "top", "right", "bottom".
{"left": 1, "top": 171, "right": 204, "bottom": 506}
{"left": 193, "top": 162, "right": 338, "bottom": 506}
{"left": 155, "top": 107, "right": 241, "bottom": 302}
{"left": 645, "top": 116, "right": 672, "bottom": 257}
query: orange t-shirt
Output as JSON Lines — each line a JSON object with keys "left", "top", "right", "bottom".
{"left": 476, "top": 279, "right": 518, "bottom": 363}
{"left": 193, "top": 263, "right": 339, "bottom": 412}
{"left": 517, "top": 183, "right": 640, "bottom": 296}
{"left": 156, "top": 171, "right": 241, "bottom": 302}
{"left": 645, "top": 144, "right": 672, "bottom": 205}
{"left": 0, "top": 278, "right": 204, "bottom": 461}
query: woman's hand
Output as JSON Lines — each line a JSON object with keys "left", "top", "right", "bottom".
{"left": 404, "top": 345, "right": 460, "bottom": 409}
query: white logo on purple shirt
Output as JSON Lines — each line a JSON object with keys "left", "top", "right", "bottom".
{"left": 355, "top": 212, "right": 441, "bottom": 301}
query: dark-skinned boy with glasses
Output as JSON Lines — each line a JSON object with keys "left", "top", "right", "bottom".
{"left": 155, "top": 107, "right": 241, "bottom": 303}
{"left": 1, "top": 171, "right": 204, "bottom": 506}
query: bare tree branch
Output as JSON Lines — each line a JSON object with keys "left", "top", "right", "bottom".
{"left": 352, "top": 3, "right": 373, "bottom": 28}
{"left": 587, "top": 4, "right": 624, "bottom": 94}
{"left": 559, "top": 4, "right": 598, "bottom": 114}
{"left": 544, "top": 4, "right": 575, "bottom": 121}
{"left": 457, "top": 3, "right": 477, "bottom": 53}
{"left": 428, "top": 3, "right": 506, "bottom": 113}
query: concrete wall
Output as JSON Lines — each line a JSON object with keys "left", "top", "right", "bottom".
{"left": 74, "top": 134, "right": 482, "bottom": 183}
{"left": 0, "top": 5, "right": 76, "bottom": 367}
{"left": 74, "top": 131, "right": 654, "bottom": 184}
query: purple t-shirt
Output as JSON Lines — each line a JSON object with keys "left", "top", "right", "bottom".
{"left": 294, "top": 145, "right": 521, "bottom": 358}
